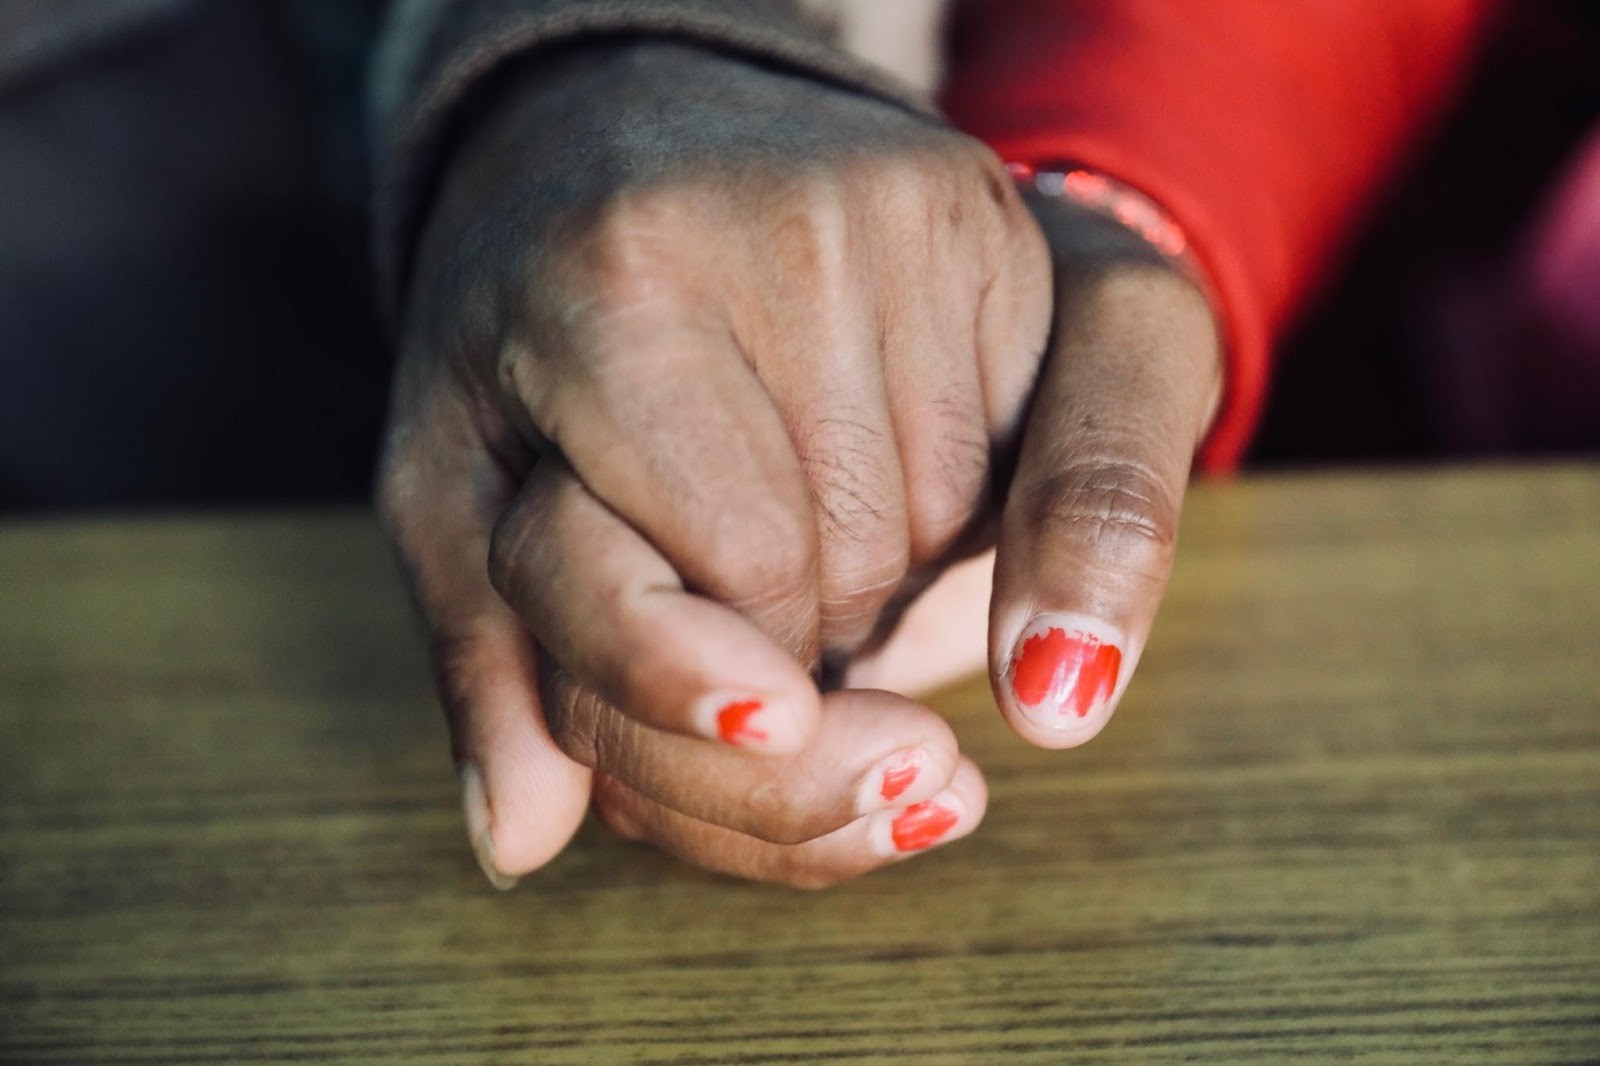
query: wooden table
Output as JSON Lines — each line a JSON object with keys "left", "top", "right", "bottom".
{"left": 2, "top": 465, "right": 1597, "bottom": 1063}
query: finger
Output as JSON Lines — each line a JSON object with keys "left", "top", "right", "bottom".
{"left": 841, "top": 155, "right": 1050, "bottom": 696}
{"left": 544, "top": 683, "right": 963, "bottom": 845}
{"left": 874, "top": 191, "right": 991, "bottom": 568}
{"left": 594, "top": 756, "right": 988, "bottom": 889}
{"left": 890, "top": 145, "right": 1054, "bottom": 565}
{"left": 377, "top": 375, "right": 591, "bottom": 889}
{"left": 974, "top": 153, "right": 1057, "bottom": 449}
{"left": 507, "top": 240, "right": 823, "bottom": 662}
{"left": 488, "top": 454, "right": 821, "bottom": 752}
{"left": 740, "top": 185, "right": 911, "bottom": 662}
{"left": 990, "top": 263, "right": 1221, "bottom": 748}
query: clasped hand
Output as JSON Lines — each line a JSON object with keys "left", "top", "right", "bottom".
{"left": 379, "top": 42, "right": 1219, "bottom": 888}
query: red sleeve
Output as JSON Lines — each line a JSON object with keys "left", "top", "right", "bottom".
{"left": 942, "top": 0, "right": 1499, "bottom": 471}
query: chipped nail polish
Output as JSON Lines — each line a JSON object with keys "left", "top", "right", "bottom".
{"left": 717, "top": 699, "right": 767, "bottom": 744}
{"left": 880, "top": 756, "right": 920, "bottom": 803}
{"left": 714, "top": 698, "right": 769, "bottom": 746}
{"left": 870, "top": 794, "right": 967, "bottom": 856}
{"left": 697, "top": 692, "right": 804, "bottom": 753}
{"left": 856, "top": 747, "right": 926, "bottom": 815}
{"left": 1007, "top": 614, "right": 1123, "bottom": 729}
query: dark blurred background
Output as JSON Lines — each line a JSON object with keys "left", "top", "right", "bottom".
{"left": 0, "top": 0, "right": 389, "bottom": 510}
{"left": 0, "top": 0, "right": 1596, "bottom": 514}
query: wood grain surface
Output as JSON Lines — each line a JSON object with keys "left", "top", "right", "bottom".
{"left": 2, "top": 465, "right": 1597, "bottom": 1063}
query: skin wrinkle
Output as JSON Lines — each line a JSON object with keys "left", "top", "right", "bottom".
{"left": 734, "top": 773, "right": 820, "bottom": 847}
{"left": 817, "top": 564, "right": 907, "bottom": 613}
{"left": 798, "top": 411, "right": 904, "bottom": 551}
{"left": 803, "top": 417, "right": 891, "bottom": 527}
{"left": 1020, "top": 461, "right": 1180, "bottom": 584}
{"left": 808, "top": 454, "right": 890, "bottom": 543}
{"left": 542, "top": 659, "right": 622, "bottom": 773}
{"left": 806, "top": 467, "right": 909, "bottom": 642}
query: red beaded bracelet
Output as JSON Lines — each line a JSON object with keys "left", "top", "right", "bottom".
{"left": 1007, "top": 162, "right": 1208, "bottom": 294}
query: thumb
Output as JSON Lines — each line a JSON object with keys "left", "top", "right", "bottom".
{"left": 378, "top": 383, "right": 592, "bottom": 889}
{"left": 990, "top": 261, "right": 1220, "bottom": 748}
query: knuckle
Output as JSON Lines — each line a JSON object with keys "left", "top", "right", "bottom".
{"left": 577, "top": 200, "right": 697, "bottom": 318}
{"left": 483, "top": 476, "right": 567, "bottom": 612}
{"left": 525, "top": 198, "right": 707, "bottom": 379}
{"left": 819, "top": 559, "right": 907, "bottom": 639}
{"left": 814, "top": 516, "right": 906, "bottom": 618}
{"left": 950, "top": 136, "right": 1016, "bottom": 211}
{"left": 845, "top": 156, "right": 925, "bottom": 212}
{"left": 1022, "top": 457, "right": 1179, "bottom": 574}
{"left": 810, "top": 458, "right": 892, "bottom": 546}
{"left": 776, "top": 178, "right": 852, "bottom": 257}
{"left": 762, "top": 193, "right": 856, "bottom": 315}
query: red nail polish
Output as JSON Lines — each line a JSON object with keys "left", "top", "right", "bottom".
{"left": 880, "top": 760, "right": 919, "bottom": 802}
{"left": 890, "top": 800, "right": 960, "bottom": 852}
{"left": 716, "top": 699, "right": 768, "bottom": 745}
{"left": 1009, "top": 621, "right": 1122, "bottom": 721}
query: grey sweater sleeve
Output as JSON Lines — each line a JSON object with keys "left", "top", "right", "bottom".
{"left": 370, "top": 0, "right": 935, "bottom": 322}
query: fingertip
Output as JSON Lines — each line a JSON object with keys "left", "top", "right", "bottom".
{"left": 469, "top": 748, "right": 593, "bottom": 882}
{"left": 865, "top": 756, "right": 987, "bottom": 858}
{"left": 450, "top": 631, "right": 593, "bottom": 883}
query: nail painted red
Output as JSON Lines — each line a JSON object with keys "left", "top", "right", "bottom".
{"left": 1010, "top": 627, "right": 1121, "bottom": 718}
{"left": 716, "top": 699, "right": 768, "bottom": 745}
{"left": 890, "top": 800, "right": 960, "bottom": 852}
{"left": 879, "top": 760, "right": 919, "bottom": 802}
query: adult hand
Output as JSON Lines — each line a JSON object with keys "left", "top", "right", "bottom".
{"left": 379, "top": 41, "right": 1222, "bottom": 890}
{"left": 380, "top": 39, "right": 1046, "bottom": 887}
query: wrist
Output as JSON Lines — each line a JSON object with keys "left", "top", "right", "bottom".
{"left": 1012, "top": 162, "right": 1225, "bottom": 448}
{"left": 1009, "top": 163, "right": 1215, "bottom": 306}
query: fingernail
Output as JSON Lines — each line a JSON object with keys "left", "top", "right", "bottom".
{"left": 697, "top": 693, "right": 796, "bottom": 752}
{"left": 856, "top": 746, "right": 929, "bottom": 815}
{"left": 869, "top": 792, "right": 969, "bottom": 857}
{"left": 1006, "top": 614, "right": 1124, "bottom": 732}
{"left": 459, "top": 763, "right": 519, "bottom": 891}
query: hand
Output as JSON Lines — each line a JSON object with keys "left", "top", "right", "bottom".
{"left": 379, "top": 41, "right": 1222, "bottom": 890}
{"left": 380, "top": 40, "right": 1045, "bottom": 887}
